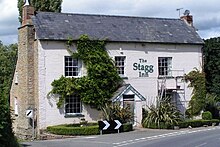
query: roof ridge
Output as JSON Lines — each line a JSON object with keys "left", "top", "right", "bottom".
{"left": 36, "top": 11, "right": 180, "bottom": 20}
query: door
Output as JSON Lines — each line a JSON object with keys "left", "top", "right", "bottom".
{"left": 123, "top": 94, "right": 135, "bottom": 125}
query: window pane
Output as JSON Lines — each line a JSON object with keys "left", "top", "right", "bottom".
{"left": 158, "top": 57, "right": 172, "bottom": 76}
{"left": 115, "top": 56, "right": 125, "bottom": 76}
{"left": 65, "top": 95, "right": 82, "bottom": 114}
{"left": 64, "top": 56, "right": 80, "bottom": 77}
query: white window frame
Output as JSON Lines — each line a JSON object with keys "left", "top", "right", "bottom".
{"left": 158, "top": 57, "right": 172, "bottom": 77}
{"left": 115, "top": 56, "right": 126, "bottom": 77}
{"left": 14, "top": 97, "right": 18, "bottom": 116}
{"left": 64, "top": 56, "right": 82, "bottom": 77}
{"left": 15, "top": 71, "right": 18, "bottom": 84}
{"left": 65, "top": 95, "right": 82, "bottom": 115}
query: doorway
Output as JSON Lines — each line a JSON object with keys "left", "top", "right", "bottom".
{"left": 123, "top": 94, "right": 135, "bottom": 125}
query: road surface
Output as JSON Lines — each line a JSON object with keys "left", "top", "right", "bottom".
{"left": 21, "top": 126, "right": 220, "bottom": 147}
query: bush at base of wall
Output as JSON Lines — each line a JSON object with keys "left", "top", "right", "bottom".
{"left": 142, "top": 119, "right": 220, "bottom": 129}
{"left": 202, "top": 111, "right": 212, "bottom": 120}
{"left": 178, "top": 119, "right": 219, "bottom": 128}
{"left": 47, "top": 125, "right": 99, "bottom": 136}
{"left": 143, "top": 122, "right": 173, "bottom": 129}
{"left": 47, "top": 123, "right": 133, "bottom": 135}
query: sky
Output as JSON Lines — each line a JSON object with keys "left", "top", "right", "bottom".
{"left": 0, "top": 0, "right": 220, "bottom": 45}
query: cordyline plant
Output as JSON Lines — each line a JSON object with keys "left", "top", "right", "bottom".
{"left": 142, "top": 97, "right": 182, "bottom": 128}
{"left": 101, "top": 103, "right": 133, "bottom": 124}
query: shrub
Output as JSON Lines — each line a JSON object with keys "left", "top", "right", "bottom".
{"left": 47, "top": 122, "right": 133, "bottom": 135}
{"left": 202, "top": 111, "right": 212, "bottom": 120}
{"left": 178, "top": 119, "right": 219, "bottom": 128}
{"left": 142, "top": 108, "right": 148, "bottom": 123}
{"left": 145, "top": 122, "right": 173, "bottom": 129}
{"left": 121, "top": 123, "right": 133, "bottom": 132}
{"left": 101, "top": 103, "right": 133, "bottom": 123}
{"left": 47, "top": 125, "right": 99, "bottom": 136}
{"left": 142, "top": 97, "right": 182, "bottom": 128}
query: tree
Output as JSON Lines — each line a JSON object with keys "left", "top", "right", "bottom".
{"left": 18, "top": 0, "right": 63, "bottom": 23}
{"left": 0, "top": 42, "right": 19, "bottom": 146}
{"left": 204, "top": 37, "right": 220, "bottom": 99}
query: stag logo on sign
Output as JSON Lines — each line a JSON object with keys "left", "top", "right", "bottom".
{"left": 133, "top": 58, "right": 154, "bottom": 77}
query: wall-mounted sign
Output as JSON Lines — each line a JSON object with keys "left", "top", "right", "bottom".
{"left": 26, "top": 109, "right": 33, "bottom": 118}
{"left": 133, "top": 58, "right": 154, "bottom": 77}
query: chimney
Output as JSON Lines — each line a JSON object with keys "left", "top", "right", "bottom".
{"left": 22, "top": 0, "right": 35, "bottom": 26}
{"left": 180, "top": 10, "right": 193, "bottom": 26}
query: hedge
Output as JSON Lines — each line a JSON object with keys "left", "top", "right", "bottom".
{"left": 178, "top": 119, "right": 219, "bottom": 128}
{"left": 142, "top": 119, "right": 220, "bottom": 129}
{"left": 47, "top": 125, "right": 99, "bottom": 136}
{"left": 47, "top": 123, "right": 133, "bottom": 135}
{"left": 122, "top": 123, "right": 133, "bottom": 132}
{"left": 143, "top": 122, "right": 173, "bottom": 129}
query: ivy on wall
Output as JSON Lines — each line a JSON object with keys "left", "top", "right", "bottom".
{"left": 185, "top": 68, "right": 206, "bottom": 116}
{"left": 49, "top": 35, "right": 122, "bottom": 109}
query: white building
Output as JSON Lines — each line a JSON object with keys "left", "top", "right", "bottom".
{"left": 10, "top": 4, "right": 203, "bottom": 138}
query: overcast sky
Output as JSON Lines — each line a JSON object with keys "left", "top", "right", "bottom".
{"left": 0, "top": 0, "right": 220, "bottom": 45}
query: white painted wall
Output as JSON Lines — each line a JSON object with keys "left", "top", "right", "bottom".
{"left": 106, "top": 42, "right": 202, "bottom": 110}
{"left": 38, "top": 40, "right": 202, "bottom": 129}
{"left": 38, "top": 41, "right": 99, "bottom": 129}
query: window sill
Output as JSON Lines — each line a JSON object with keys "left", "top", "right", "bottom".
{"left": 158, "top": 76, "right": 174, "bottom": 79}
{"left": 65, "top": 76, "right": 82, "bottom": 78}
{"left": 64, "top": 114, "right": 84, "bottom": 118}
{"left": 120, "top": 76, "right": 128, "bottom": 79}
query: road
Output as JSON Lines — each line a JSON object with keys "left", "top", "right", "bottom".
{"left": 21, "top": 126, "right": 220, "bottom": 147}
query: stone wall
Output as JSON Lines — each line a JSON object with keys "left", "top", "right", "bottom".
{"left": 10, "top": 24, "right": 36, "bottom": 139}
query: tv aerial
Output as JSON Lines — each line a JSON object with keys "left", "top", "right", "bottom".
{"left": 176, "top": 8, "right": 183, "bottom": 17}
{"left": 183, "top": 10, "right": 190, "bottom": 16}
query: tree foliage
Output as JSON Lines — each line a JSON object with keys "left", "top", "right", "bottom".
{"left": 204, "top": 37, "right": 220, "bottom": 99}
{"left": 185, "top": 68, "right": 206, "bottom": 116}
{"left": 49, "top": 35, "right": 122, "bottom": 109}
{"left": 185, "top": 67, "right": 220, "bottom": 118}
{"left": 18, "top": 0, "right": 62, "bottom": 23}
{"left": 0, "top": 41, "right": 19, "bottom": 146}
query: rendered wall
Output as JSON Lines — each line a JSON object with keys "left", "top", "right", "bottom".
{"left": 37, "top": 41, "right": 202, "bottom": 129}
{"left": 107, "top": 42, "right": 202, "bottom": 111}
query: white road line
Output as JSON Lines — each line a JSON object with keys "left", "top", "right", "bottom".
{"left": 195, "top": 142, "right": 207, "bottom": 147}
{"left": 139, "top": 137, "right": 146, "bottom": 140}
{"left": 84, "top": 136, "right": 97, "bottom": 139}
{"left": 113, "top": 140, "right": 133, "bottom": 145}
{"left": 113, "top": 126, "right": 220, "bottom": 147}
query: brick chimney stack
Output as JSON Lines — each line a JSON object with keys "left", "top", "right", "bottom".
{"left": 180, "top": 10, "right": 193, "bottom": 26}
{"left": 22, "top": 0, "right": 35, "bottom": 26}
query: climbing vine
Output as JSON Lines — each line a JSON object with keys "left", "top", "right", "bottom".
{"left": 49, "top": 35, "right": 122, "bottom": 109}
{"left": 184, "top": 68, "right": 206, "bottom": 116}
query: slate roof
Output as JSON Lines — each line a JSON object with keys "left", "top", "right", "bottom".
{"left": 32, "top": 12, "right": 204, "bottom": 44}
